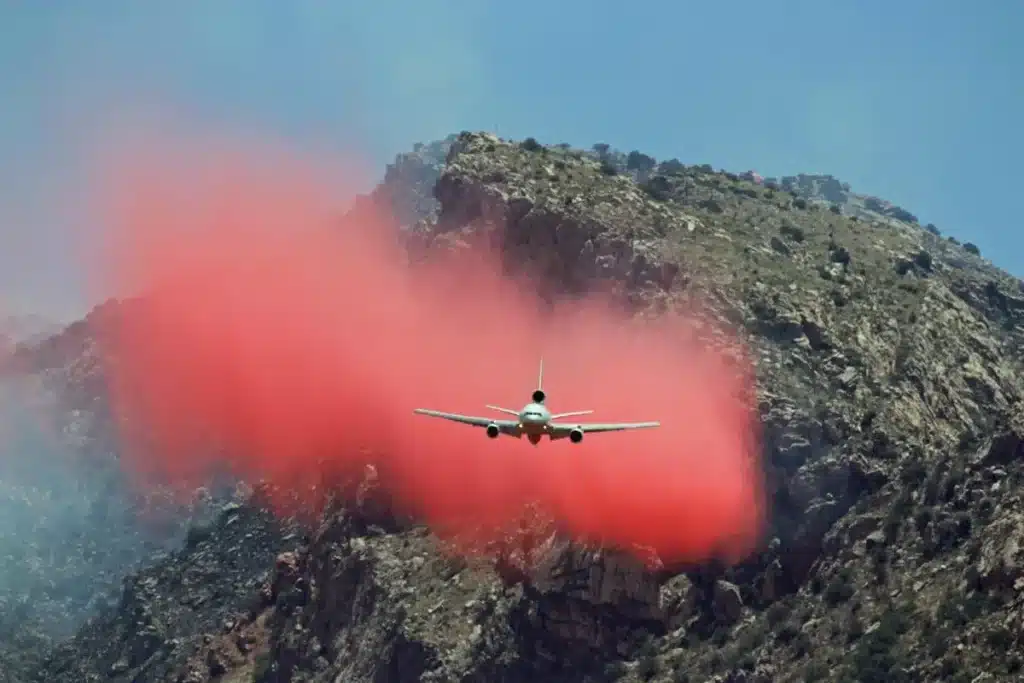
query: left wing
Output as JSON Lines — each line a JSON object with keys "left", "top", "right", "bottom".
{"left": 413, "top": 409, "right": 521, "bottom": 434}
{"left": 549, "top": 421, "right": 660, "bottom": 438}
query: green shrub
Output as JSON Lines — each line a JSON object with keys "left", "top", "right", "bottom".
{"left": 520, "top": 137, "right": 542, "bottom": 152}
{"left": 626, "top": 150, "right": 657, "bottom": 172}
{"left": 824, "top": 574, "right": 855, "bottom": 606}
{"left": 636, "top": 655, "right": 659, "bottom": 680}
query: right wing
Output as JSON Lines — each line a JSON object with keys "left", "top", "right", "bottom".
{"left": 413, "top": 409, "right": 521, "bottom": 435}
{"left": 549, "top": 420, "right": 661, "bottom": 438}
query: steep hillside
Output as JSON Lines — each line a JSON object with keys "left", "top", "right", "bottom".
{"left": 0, "top": 303, "right": 238, "bottom": 683}
{"left": 6, "top": 131, "right": 1024, "bottom": 683}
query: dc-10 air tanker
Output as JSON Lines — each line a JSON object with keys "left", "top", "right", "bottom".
{"left": 413, "top": 360, "right": 660, "bottom": 445}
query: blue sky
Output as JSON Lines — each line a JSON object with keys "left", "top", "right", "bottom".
{"left": 1, "top": 0, "right": 1020, "bottom": 319}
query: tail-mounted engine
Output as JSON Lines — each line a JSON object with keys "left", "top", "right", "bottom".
{"left": 532, "top": 389, "right": 546, "bottom": 404}
{"left": 486, "top": 423, "right": 501, "bottom": 439}
{"left": 569, "top": 428, "right": 583, "bottom": 443}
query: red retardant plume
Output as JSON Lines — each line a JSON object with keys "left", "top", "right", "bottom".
{"left": 89, "top": 130, "right": 766, "bottom": 567}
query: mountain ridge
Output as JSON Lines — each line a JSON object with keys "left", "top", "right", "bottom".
{"left": 382, "top": 134, "right": 991, "bottom": 262}
{"left": 1, "top": 130, "right": 1022, "bottom": 682}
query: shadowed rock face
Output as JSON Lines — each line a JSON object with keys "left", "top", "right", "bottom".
{"left": 4, "top": 132, "right": 1024, "bottom": 682}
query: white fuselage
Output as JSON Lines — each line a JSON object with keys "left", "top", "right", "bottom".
{"left": 518, "top": 402, "right": 552, "bottom": 432}
{"left": 518, "top": 402, "right": 552, "bottom": 443}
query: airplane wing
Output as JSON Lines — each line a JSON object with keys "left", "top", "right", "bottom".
{"left": 549, "top": 420, "right": 661, "bottom": 437}
{"left": 413, "top": 409, "right": 521, "bottom": 435}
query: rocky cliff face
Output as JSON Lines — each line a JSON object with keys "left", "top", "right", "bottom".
{"left": 4, "top": 132, "right": 1024, "bottom": 683}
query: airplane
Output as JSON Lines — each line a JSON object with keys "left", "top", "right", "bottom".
{"left": 413, "top": 359, "right": 661, "bottom": 445}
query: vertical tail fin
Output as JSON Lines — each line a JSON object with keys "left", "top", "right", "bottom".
{"left": 531, "top": 358, "right": 547, "bottom": 404}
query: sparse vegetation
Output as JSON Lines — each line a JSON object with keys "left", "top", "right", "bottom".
{"left": 842, "top": 604, "right": 912, "bottom": 682}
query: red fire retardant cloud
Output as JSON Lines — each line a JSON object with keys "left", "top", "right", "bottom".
{"left": 89, "top": 131, "right": 766, "bottom": 567}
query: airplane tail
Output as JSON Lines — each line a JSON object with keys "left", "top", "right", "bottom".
{"left": 532, "top": 358, "right": 546, "bottom": 403}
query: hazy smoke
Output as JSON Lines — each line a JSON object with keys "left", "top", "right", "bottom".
{"left": 0, "top": 373, "right": 192, "bottom": 642}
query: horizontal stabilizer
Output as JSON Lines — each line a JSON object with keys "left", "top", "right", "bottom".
{"left": 550, "top": 410, "right": 594, "bottom": 419}
{"left": 486, "top": 405, "right": 521, "bottom": 416}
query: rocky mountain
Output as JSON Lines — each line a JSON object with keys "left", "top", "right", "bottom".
{"left": 3, "top": 131, "right": 1024, "bottom": 683}
{"left": 382, "top": 137, "right": 979, "bottom": 257}
{"left": 379, "top": 135, "right": 458, "bottom": 230}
